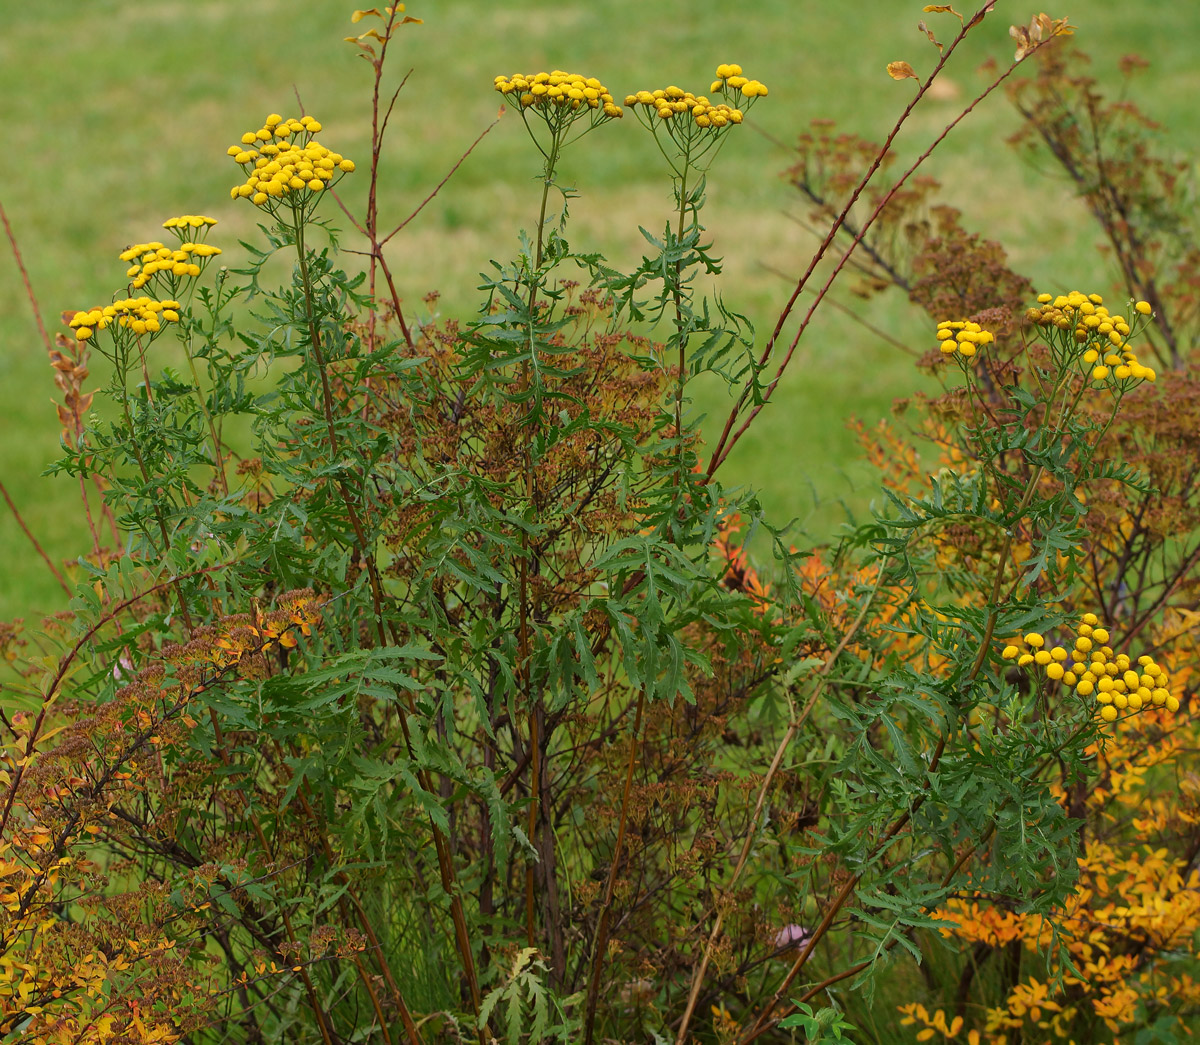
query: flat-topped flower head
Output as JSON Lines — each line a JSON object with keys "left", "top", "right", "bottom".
{"left": 66, "top": 296, "right": 182, "bottom": 344}
{"left": 625, "top": 64, "right": 766, "bottom": 176}
{"left": 227, "top": 115, "right": 355, "bottom": 215}
{"left": 162, "top": 215, "right": 218, "bottom": 235}
{"left": 1027, "top": 290, "right": 1158, "bottom": 387}
{"left": 710, "top": 63, "right": 769, "bottom": 101}
{"left": 623, "top": 87, "right": 744, "bottom": 130}
{"left": 118, "top": 237, "right": 221, "bottom": 292}
{"left": 935, "top": 319, "right": 995, "bottom": 359}
{"left": 494, "top": 69, "right": 622, "bottom": 155}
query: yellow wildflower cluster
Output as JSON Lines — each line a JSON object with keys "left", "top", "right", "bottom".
{"left": 626, "top": 64, "right": 767, "bottom": 131}
{"left": 935, "top": 319, "right": 995, "bottom": 358}
{"left": 709, "top": 62, "right": 769, "bottom": 98}
{"left": 161, "top": 214, "right": 219, "bottom": 233}
{"left": 493, "top": 71, "right": 622, "bottom": 120}
{"left": 1001, "top": 612, "right": 1179, "bottom": 722}
{"left": 623, "top": 85, "right": 744, "bottom": 128}
{"left": 227, "top": 114, "right": 356, "bottom": 209}
{"left": 68, "top": 297, "right": 182, "bottom": 341}
{"left": 623, "top": 64, "right": 767, "bottom": 175}
{"left": 119, "top": 240, "right": 222, "bottom": 289}
{"left": 1026, "top": 290, "right": 1157, "bottom": 384}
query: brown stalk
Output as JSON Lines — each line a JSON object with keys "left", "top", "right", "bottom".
{"left": 0, "top": 201, "right": 96, "bottom": 589}
{"left": 582, "top": 687, "right": 646, "bottom": 1045}
{"left": 706, "top": 9, "right": 1057, "bottom": 478}
{"left": 0, "top": 479, "right": 70, "bottom": 597}
{"left": 674, "top": 567, "right": 883, "bottom": 1043}
{"left": 324, "top": 23, "right": 494, "bottom": 1027}
{"left": 0, "top": 199, "right": 52, "bottom": 349}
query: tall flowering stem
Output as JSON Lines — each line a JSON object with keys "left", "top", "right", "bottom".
{"left": 226, "top": 113, "right": 387, "bottom": 637}
{"left": 624, "top": 66, "right": 768, "bottom": 490}
{"left": 65, "top": 294, "right": 194, "bottom": 629}
{"left": 228, "top": 111, "right": 446, "bottom": 1042}
{"left": 493, "top": 67, "right": 622, "bottom": 977}
{"left": 122, "top": 215, "right": 228, "bottom": 492}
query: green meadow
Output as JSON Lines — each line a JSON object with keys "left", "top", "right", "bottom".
{"left": 1, "top": 1, "right": 1196, "bottom": 620}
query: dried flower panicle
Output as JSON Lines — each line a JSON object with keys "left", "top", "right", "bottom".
{"left": 1002, "top": 612, "right": 1180, "bottom": 721}
{"left": 227, "top": 113, "right": 355, "bottom": 210}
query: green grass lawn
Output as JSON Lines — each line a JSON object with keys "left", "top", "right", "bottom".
{"left": 1, "top": 0, "right": 1196, "bottom": 620}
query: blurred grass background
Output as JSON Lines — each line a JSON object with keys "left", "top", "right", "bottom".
{"left": 1, "top": 0, "right": 1196, "bottom": 621}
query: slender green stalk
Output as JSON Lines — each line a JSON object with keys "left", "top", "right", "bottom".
{"left": 181, "top": 329, "right": 229, "bottom": 495}
{"left": 671, "top": 157, "right": 691, "bottom": 489}
{"left": 520, "top": 130, "right": 559, "bottom": 954}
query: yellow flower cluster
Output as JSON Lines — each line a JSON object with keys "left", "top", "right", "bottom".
{"left": 1027, "top": 290, "right": 1157, "bottom": 384}
{"left": 493, "top": 71, "right": 622, "bottom": 119}
{"left": 935, "top": 319, "right": 995, "bottom": 358}
{"left": 162, "top": 215, "right": 218, "bottom": 232}
{"left": 227, "top": 114, "right": 355, "bottom": 209}
{"left": 118, "top": 241, "right": 222, "bottom": 289}
{"left": 709, "top": 62, "right": 769, "bottom": 98}
{"left": 1002, "top": 613, "right": 1179, "bottom": 722}
{"left": 622, "top": 85, "right": 745, "bottom": 128}
{"left": 68, "top": 297, "right": 182, "bottom": 341}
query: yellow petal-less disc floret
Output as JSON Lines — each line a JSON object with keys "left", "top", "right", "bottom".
{"left": 624, "top": 63, "right": 766, "bottom": 170}
{"left": 228, "top": 115, "right": 355, "bottom": 212}
{"left": 1026, "top": 291, "right": 1158, "bottom": 396}
{"left": 934, "top": 318, "right": 996, "bottom": 360}
{"left": 66, "top": 297, "right": 182, "bottom": 343}
{"left": 119, "top": 230, "right": 222, "bottom": 291}
{"left": 1005, "top": 612, "right": 1183, "bottom": 727}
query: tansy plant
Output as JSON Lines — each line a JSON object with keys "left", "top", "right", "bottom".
{"left": 5, "top": 5, "right": 1198, "bottom": 1045}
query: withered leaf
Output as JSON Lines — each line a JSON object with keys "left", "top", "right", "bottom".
{"left": 887, "top": 60, "right": 920, "bottom": 81}
{"left": 922, "top": 4, "right": 962, "bottom": 18}
{"left": 917, "top": 20, "right": 944, "bottom": 51}
{"left": 1010, "top": 13, "right": 1074, "bottom": 61}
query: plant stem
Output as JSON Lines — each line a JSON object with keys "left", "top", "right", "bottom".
{"left": 181, "top": 328, "right": 229, "bottom": 495}
{"left": 520, "top": 130, "right": 561, "bottom": 954}
{"left": 672, "top": 158, "right": 691, "bottom": 490}
{"left": 583, "top": 687, "right": 645, "bottom": 1045}
{"left": 292, "top": 211, "right": 390, "bottom": 648}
